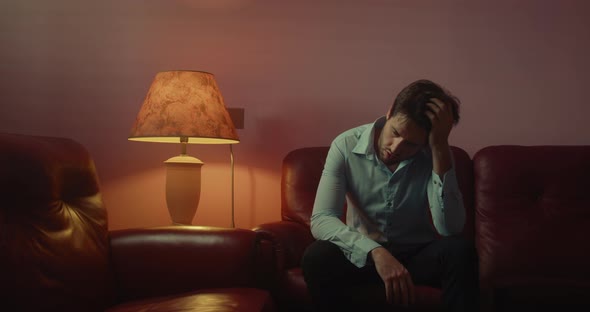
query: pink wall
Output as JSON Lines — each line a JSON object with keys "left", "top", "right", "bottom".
{"left": 2, "top": 0, "right": 589, "bottom": 230}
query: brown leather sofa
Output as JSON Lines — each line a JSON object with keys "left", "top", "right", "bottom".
{"left": 0, "top": 133, "right": 276, "bottom": 312}
{"left": 474, "top": 145, "right": 590, "bottom": 311}
{"left": 255, "top": 145, "right": 590, "bottom": 311}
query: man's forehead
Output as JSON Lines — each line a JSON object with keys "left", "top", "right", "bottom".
{"left": 389, "top": 115, "right": 427, "bottom": 144}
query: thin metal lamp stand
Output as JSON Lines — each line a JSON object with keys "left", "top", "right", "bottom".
{"left": 230, "top": 144, "right": 235, "bottom": 228}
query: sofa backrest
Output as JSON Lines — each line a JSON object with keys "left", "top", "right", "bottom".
{"left": 0, "top": 133, "right": 113, "bottom": 311}
{"left": 474, "top": 145, "right": 590, "bottom": 289}
{"left": 281, "top": 147, "right": 329, "bottom": 226}
{"left": 281, "top": 145, "right": 475, "bottom": 239}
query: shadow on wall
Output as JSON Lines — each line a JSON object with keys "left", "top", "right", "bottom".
{"left": 238, "top": 96, "right": 383, "bottom": 170}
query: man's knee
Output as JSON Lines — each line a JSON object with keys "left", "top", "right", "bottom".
{"left": 441, "top": 236, "right": 478, "bottom": 265}
{"left": 302, "top": 240, "right": 342, "bottom": 274}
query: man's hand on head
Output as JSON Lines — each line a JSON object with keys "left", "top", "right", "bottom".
{"left": 425, "top": 98, "right": 453, "bottom": 150}
{"left": 425, "top": 98, "right": 454, "bottom": 176}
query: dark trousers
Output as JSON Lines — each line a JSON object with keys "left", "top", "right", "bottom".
{"left": 301, "top": 236, "right": 479, "bottom": 312}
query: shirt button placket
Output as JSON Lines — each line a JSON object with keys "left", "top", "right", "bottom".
{"left": 384, "top": 176, "right": 395, "bottom": 238}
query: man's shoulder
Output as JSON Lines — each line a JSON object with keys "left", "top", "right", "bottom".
{"left": 332, "top": 122, "right": 372, "bottom": 148}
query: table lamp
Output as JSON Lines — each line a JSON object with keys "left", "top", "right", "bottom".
{"left": 128, "top": 70, "right": 239, "bottom": 226}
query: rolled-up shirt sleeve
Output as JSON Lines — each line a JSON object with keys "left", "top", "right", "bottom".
{"left": 310, "top": 142, "right": 382, "bottom": 268}
{"left": 428, "top": 167, "right": 466, "bottom": 236}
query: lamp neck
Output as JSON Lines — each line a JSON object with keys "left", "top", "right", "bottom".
{"left": 180, "top": 136, "right": 188, "bottom": 155}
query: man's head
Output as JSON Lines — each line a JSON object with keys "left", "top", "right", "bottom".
{"left": 387, "top": 79, "right": 460, "bottom": 131}
{"left": 376, "top": 79, "right": 460, "bottom": 166}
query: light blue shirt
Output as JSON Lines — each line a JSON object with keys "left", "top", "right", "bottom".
{"left": 310, "top": 116, "right": 466, "bottom": 268}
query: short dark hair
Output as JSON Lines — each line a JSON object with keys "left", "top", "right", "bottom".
{"left": 388, "top": 79, "right": 460, "bottom": 131}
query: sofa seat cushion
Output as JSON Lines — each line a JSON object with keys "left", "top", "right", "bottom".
{"left": 283, "top": 267, "right": 442, "bottom": 311}
{"left": 280, "top": 268, "right": 313, "bottom": 311}
{"left": 492, "top": 282, "right": 590, "bottom": 309}
{"left": 106, "top": 288, "right": 275, "bottom": 312}
{"left": 411, "top": 285, "right": 443, "bottom": 310}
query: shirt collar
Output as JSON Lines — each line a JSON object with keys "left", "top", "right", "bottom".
{"left": 352, "top": 116, "right": 386, "bottom": 158}
{"left": 352, "top": 115, "right": 423, "bottom": 170}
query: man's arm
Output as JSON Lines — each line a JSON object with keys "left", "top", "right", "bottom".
{"left": 427, "top": 153, "right": 466, "bottom": 235}
{"left": 310, "top": 142, "right": 382, "bottom": 268}
{"left": 425, "top": 98, "right": 466, "bottom": 235}
{"left": 312, "top": 140, "right": 417, "bottom": 306}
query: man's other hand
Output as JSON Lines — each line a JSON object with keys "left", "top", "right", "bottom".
{"left": 370, "top": 247, "right": 415, "bottom": 306}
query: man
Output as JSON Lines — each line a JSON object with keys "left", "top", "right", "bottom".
{"left": 302, "top": 79, "right": 479, "bottom": 311}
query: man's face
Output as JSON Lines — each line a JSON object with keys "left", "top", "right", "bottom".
{"left": 377, "top": 114, "right": 427, "bottom": 166}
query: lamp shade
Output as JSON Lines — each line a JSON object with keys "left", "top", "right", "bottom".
{"left": 129, "top": 70, "right": 239, "bottom": 144}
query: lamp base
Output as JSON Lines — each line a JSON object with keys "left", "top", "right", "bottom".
{"left": 164, "top": 155, "right": 203, "bottom": 225}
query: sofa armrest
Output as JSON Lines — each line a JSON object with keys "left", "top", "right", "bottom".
{"left": 109, "top": 226, "right": 268, "bottom": 302}
{"left": 253, "top": 221, "right": 315, "bottom": 271}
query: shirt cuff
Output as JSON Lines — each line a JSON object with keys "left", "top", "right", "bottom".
{"left": 350, "top": 236, "right": 382, "bottom": 268}
{"left": 433, "top": 169, "right": 460, "bottom": 197}
{"left": 442, "top": 169, "right": 460, "bottom": 196}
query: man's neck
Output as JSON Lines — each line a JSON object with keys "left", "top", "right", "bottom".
{"left": 386, "top": 162, "right": 399, "bottom": 173}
